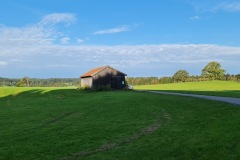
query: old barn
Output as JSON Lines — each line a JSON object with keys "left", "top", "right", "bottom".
{"left": 80, "top": 66, "right": 127, "bottom": 90}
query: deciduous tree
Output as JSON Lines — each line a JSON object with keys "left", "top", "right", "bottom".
{"left": 201, "top": 61, "right": 225, "bottom": 80}
{"left": 173, "top": 70, "right": 189, "bottom": 82}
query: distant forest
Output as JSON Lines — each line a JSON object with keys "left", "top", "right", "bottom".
{"left": 0, "top": 77, "right": 80, "bottom": 87}
{"left": 0, "top": 75, "right": 239, "bottom": 87}
{"left": 127, "top": 74, "right": 240, "bottom": 86}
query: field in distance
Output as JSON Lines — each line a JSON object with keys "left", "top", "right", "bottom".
{"left": 0, "top": 87, "right": 240, "bottom": 159}
{"left": 134, "top": 81, "right": 240, "bottom": 98}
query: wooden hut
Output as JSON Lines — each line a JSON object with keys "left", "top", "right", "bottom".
{"left": 80, "top": 66, "right": 127, "bottom": 90}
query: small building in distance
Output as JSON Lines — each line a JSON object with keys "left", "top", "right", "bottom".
{"left": 80, "top": 66, "right": 127, "bottom": 90}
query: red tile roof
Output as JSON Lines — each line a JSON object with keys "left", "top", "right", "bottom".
{"left": 80, "top": 66, "right": 107, "bottom": 78}
{"left": 80, "top": 66, "right": 126, "bottom": 78}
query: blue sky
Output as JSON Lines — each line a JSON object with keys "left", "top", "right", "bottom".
{"left": 0, "top": 0, "right": 240, "bottom": 78}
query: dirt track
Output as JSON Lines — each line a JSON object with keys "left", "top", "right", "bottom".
{"left": 139, "top": 90, "right": 240, "bottom": 106}
{"left": 61, "top": 110, "right": 170, "bottom": 160}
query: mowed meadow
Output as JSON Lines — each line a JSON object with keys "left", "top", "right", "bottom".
{"left": 0, "top": 82, "right": 240, "bottom": 160}
{"left": 135, "top": 81, "right": 240, "bottom": 98}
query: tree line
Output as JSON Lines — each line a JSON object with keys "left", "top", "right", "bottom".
{"left": 1, "top": 61, "right": 239, "bottom": 87}
{"left": 126, "top": 61, "right": 240, "bottom": 85}
{"left": 0, "top": 77, "right": 80, "bottom": 87}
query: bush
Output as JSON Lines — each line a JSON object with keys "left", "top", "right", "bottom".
{"left": 79, "top": 85, "right": 91, "bottom": 91}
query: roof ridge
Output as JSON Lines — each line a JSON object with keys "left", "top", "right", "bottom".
{"left": 92, "top": 66, "right": 108, "bottom": 76}
{"left": 80, "top": 66, "right": 107, "bottom": 78}
{"left": 80, "top": 65, "right": 126, "bottom": 78}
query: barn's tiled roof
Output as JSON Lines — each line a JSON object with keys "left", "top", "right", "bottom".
{"left": 80, "top": 66, "right": 126, "bottom": 78}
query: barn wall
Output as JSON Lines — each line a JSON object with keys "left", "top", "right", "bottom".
{"left": 92, "top": 68, "right": 126, "bottom": 89}
{"left": 81, "top": 77, "right": 93, "bottom": 88}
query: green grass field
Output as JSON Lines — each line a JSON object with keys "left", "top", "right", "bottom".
{"left": 135, "top": 81, "right": 240, "bottom": 98}
{"left": 0, "top": 87, "right": 240, "bottom": 159}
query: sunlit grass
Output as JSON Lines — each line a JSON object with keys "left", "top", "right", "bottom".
{"left": 135, "top": 81, "right": 240, "bottom": 98}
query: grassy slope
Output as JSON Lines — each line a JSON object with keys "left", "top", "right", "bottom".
{"left": 134, "top": 81, "right": 240, "bottom": 98}
{"left": 0, "top": 87, "right": 240, "bottom": 159}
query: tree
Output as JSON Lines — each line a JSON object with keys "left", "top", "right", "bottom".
{"left": 225, "top": 73, "right": 230, "bottom": 81}
{"left": 173, "top": 70, "right": 189, "bottom": 82}
{"left": 236, "top": 74, "right": 240, "bottom": 81}
{"left": 201, "top": 61, "right": 225, "bottom": 80}
{"left": 17, "top": 76, "right": 30, "bottom": 87}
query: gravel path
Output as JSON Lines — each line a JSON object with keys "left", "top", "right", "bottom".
{"left": 138, "top": 90, "right": 240, "bottom": 106}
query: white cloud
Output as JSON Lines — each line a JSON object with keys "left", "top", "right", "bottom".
{"left": 0, "top": 13, "right": 76, "bottom": 57}
{"left": 39, "top": 13, "right": 76, "bottom": 26}
{"left": 0, "top": 25, "right": 54, "bottom": 47}
{"left": 76, "top": 38, "right": 84, "bottom": 43}
{"left": 93, "top": 25, "right": 130, "bottom": 35}
{"left": 213, "top": 1, "right": 240, "bottom": 12}
{"left": 0, "top": 61, "right": 8, "bottom": 66}
{"left": 60, "top": 37, "right": 70, "bottom": 44}
{"left": 190, "top": 15, "right": 200, "bottom": 20}
{"left": 186, "top": 1, "right": 240, "bottom": 13}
